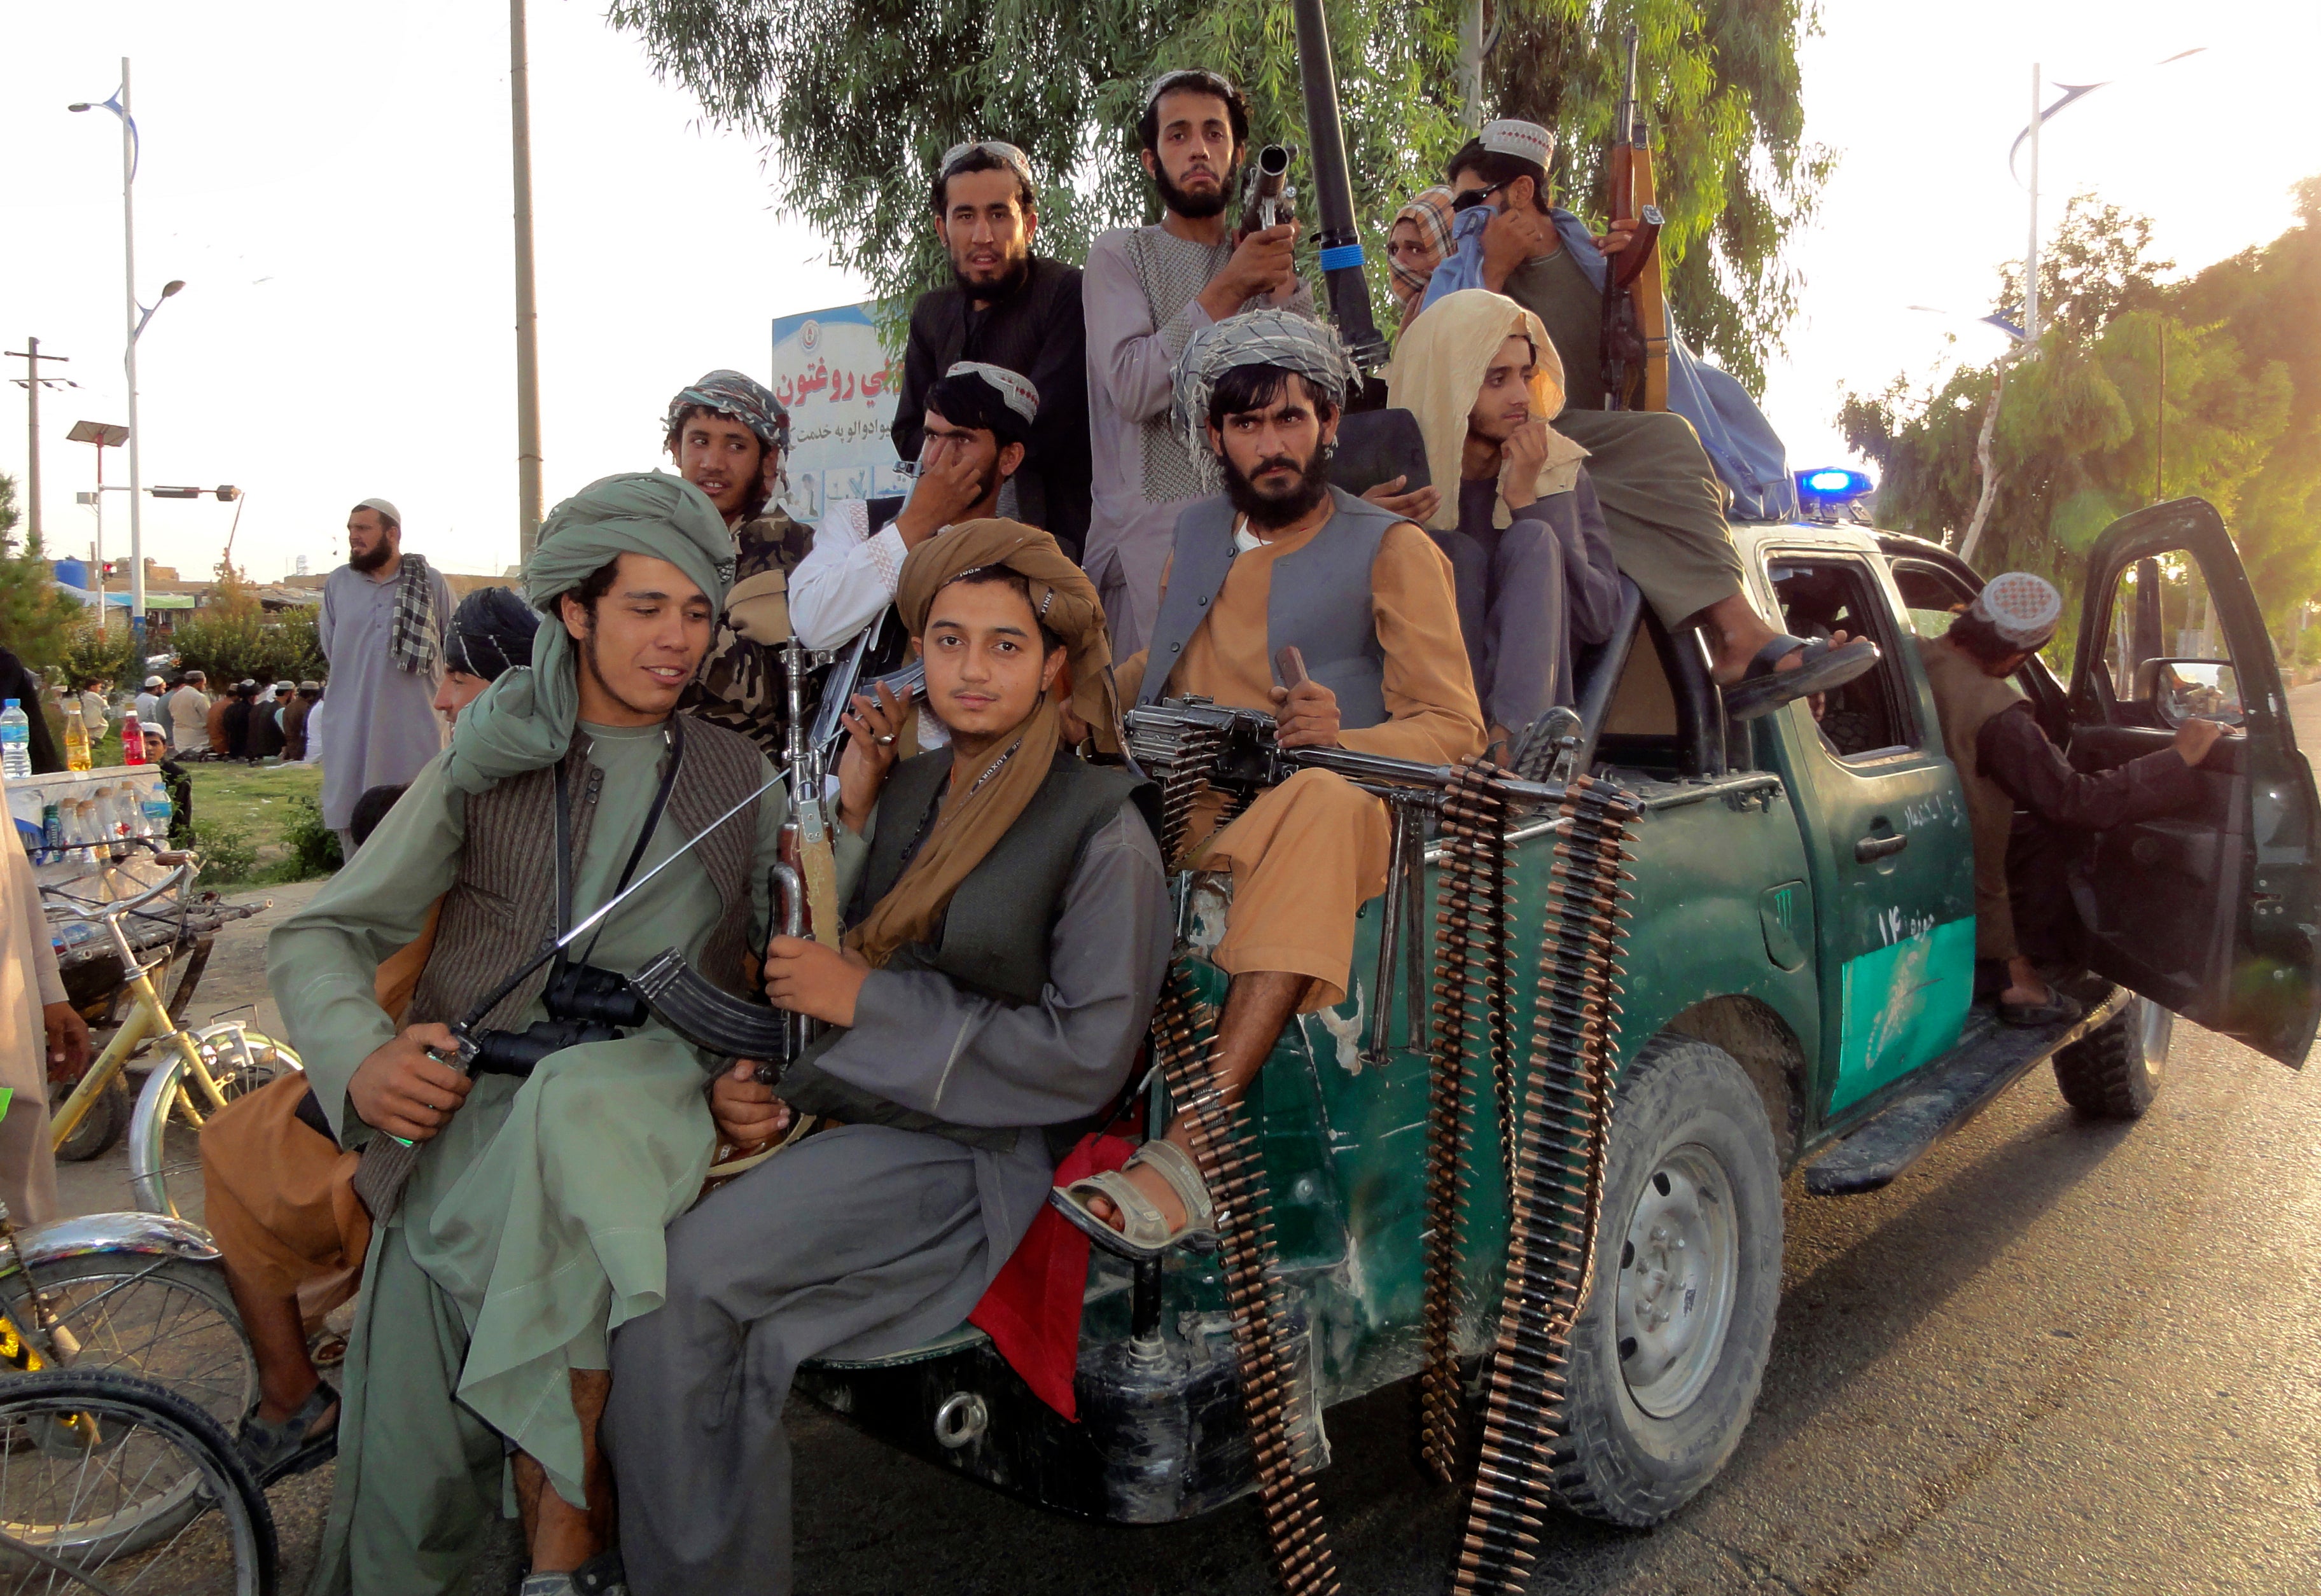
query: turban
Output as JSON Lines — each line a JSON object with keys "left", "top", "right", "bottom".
{"left": 945, "top": 361, "right": 1040, "bottom": 426}
{"left": 849, "top": 519, "right": 1118, "bottom": 969}
{"left": 665, "top": 369, "right": 790, "bottom": 455}
{"left": 1170, "top": 309, "right": 1360, "bottom": 490}
{"left": 1970, "top": 572, "right": 2063, "bottom": 647}
{"left": 1388, "top": 187, "right": 1458, "bottom": 317}
{"left": 446, "top": 471, "right": 733, "bottom": 794}
{"left": 445, "top": 584, "right": 543, "bottom": 682}
{"left": 1386, "top": 288, "right": 1587, "bottom": 534}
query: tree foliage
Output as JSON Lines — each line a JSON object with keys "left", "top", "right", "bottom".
{"left": 608, "top": 0, "right": 1827, "bottom": 389}
{"left": 1842, "top": 184, "right": 2321, "bottom": 641}
{"left": 168, "top": 609, "right": 324, "bottom": 688}
{"left": 0, "top": 474, "right": 89, "bottom": 672}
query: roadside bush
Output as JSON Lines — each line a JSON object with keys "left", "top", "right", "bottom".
{"left": 55, "top": 618, "right": 143, "bottom": 693}
{"left": 170, "top": 610, "right": 324, "bottom": 688}
{"left": 275, "top": 792, "right": 343, "bottom": 879}
{"left": 195, "top": 819, "right": 258, "bottom": 886}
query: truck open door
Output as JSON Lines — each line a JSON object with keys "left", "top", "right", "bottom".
{"left": 2065, "top": 497, "right": 2321, "bottom": 1066}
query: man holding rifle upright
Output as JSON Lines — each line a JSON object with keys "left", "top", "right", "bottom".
{"left": 272, "top": 473, "right": 788, "bottom": 1596}
{"left": 1416, "top": 118, "right": 1874, "bottom": 719}
{"left": 1082, "top": 69, "right": 1313, "bottom": 655}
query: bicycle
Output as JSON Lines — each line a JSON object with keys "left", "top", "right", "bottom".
{"left": 0, "top": 1367, "right": 275, "bottom": 1594}
{"left": 38, "top": 858, "right": 303, "bottom": 1229}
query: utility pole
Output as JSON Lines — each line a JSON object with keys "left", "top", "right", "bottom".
{"left": 115, "top": 59, "right": 149, "bottom": 644}
{"left": 2025, "top": 62, "right": 2042, "bottom": 345}
{"left": 510, "top": 0, "right": 544, "bottom": 561}
{"left": 1458, "top": 0, "right": 1487, "bottom": 134}
{"left": 6, "top": 340, "right": 71, "bottom": 548}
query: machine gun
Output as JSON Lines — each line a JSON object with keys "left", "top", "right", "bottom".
{"left": 1598, "top": 22, "right": 1669, "bottom": 412}
{"left": 1237, "top": 143, "right": 1297, "bottom": 239}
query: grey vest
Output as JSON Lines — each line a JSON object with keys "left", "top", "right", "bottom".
{"left": 777, "top": 748, "right": 1158, "bottom": 1149}
{"left": 1138, "top": 487, "right": 1401, "bottom": 729}
{"left": 407, "top": 719, "right": 765, "bottom": 1034}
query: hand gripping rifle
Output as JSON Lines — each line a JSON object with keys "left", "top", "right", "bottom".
{"left": 1599, "top": 22, "right": 1669, "bottom": 412}
{"left": 349, "top": 772, "right": 784, "bottom": 1223}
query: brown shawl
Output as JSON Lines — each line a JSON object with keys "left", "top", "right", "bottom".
{"left": 847, "top": 518, "right": 1119, "bottom": 968}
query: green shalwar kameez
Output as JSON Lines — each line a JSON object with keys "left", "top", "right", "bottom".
{"left": 269, "top": 721, "right": 787, "bottom": 1596}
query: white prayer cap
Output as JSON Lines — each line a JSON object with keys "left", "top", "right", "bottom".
{"left": 1971, "top": 571, "right": 2063, "bottom": 647}
{"left": 1481, "top": 118, "right": 1554, "bottom": 169}
{"left": 945, "top": 361, "right": 1040, "bottom": 425}
{"left": 353, "top": 497, "right": 401, "bottom": 527}
{"left": 1144, "top": 67, "right": 1240, "bottom": 110}
{"left": 143, "top": 674, "right": 164, "bottom": 688}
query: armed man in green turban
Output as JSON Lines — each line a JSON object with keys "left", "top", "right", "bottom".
{"left": 268, "top": 471, "right": 793, "bottom": 1596}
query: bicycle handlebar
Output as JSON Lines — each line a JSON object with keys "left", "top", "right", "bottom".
{"left": 38, "top": 860, "right": 195, "bottom": 923}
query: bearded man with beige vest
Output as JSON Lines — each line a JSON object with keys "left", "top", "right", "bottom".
{"left": 1921, "top": 571, "right": 2229, "bottom": 1027}
{"left": 1052, "top": 310, "right": 1487, "bottom": 1252}
{"left": 270, "top": 473, "right": 788, "bottom": 1596}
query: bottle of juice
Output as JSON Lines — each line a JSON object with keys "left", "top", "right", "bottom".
{"left": 122, "top": 709, "right": 146, "bottom": 765}
{"left": 62, "top": 701, "right": 91, "bottom": 773}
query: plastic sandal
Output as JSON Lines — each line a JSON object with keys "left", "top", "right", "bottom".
{"left": 237, "top": 1380, "right": 340, "bottom": 1486}
{"left": 1997, "top": 989, "right": 2085, "bottom": 1028}
{"left": 1723, "top": 632, "right": 1881, "bottom": 721}
{"left": 1049, "top": 1139, "right": 1220, "bottom": 1261}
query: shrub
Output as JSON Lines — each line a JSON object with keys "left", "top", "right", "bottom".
{"left": 194, "top": 819, "right": 258, "bottom": 886}
{"left": 170, "top": 610, "right": 324, "bottom": 688}
{"left": 275, "top": 792, "right": 343, "bottom": 880}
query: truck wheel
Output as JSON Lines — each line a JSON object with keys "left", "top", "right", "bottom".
{"left": 1547, "top": 1035, "right": 1783, "bottom": 1527}
{"left": 2051, "top": 994, "right": 2170, "bottom": 1120}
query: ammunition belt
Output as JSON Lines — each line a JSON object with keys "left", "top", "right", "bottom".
{"left": 1148, "top": 968, "right": 1339, "bottom": 1596}
{"left": 1451, "top": 774, "right": 1640, "bottom": 1595}
{"left": 1418, "top": 758, "right": 1520, "bottom": 1483}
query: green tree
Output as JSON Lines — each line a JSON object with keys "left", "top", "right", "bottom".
{"left": 0, "top": 473, "right": 88, "bottom": 671}
{"left": 1843, "top": 185, "right": 2321, "bottom": 639}
{"left": 610, "top": 0, "right": 1827, "bottom": 387}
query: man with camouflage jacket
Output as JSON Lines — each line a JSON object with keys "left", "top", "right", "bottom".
{"left": 666, "top": 370, "right": 816, "bottom": 763}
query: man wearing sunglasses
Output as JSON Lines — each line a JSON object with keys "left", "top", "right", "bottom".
{"left": 1083, "top": 68, "right": 1314, "bottom": 657}
{"left": 889, "top": 141, "right": 1091, "bottom": 560}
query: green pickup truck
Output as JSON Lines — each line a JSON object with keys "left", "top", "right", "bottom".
{"left": 797, "top": 494, "right": 2318, "bottom": 1542}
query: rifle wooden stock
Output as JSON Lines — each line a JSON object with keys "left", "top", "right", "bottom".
{"left": 1601, "top": 25, "right": 1671, "bottom": 412}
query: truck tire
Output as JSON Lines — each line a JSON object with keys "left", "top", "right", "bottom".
{"left": 1547, "top": 1034, "right": 1783, "bottom": 1527}
{"left": 2051, "top": 993, "right": 2170, "bottom": 1120}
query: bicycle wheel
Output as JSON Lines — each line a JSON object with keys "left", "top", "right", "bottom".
{"left": 0, "top": 1257, "right": 256, "bottom": 1437}
{"left": 48, "top": 1076, "right": 129, "bottom": 1167}
{"left": 127, "top": 1027, "right": 302, "bottom": 1226}
{"left": 0, "top": 1367, "right": 274, "bottom": 1592}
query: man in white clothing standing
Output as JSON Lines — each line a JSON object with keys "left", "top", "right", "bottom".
{"left": 315, "top": 498, "right": 452, "bottom": 856}
{"left": 1081, "top": 68, "right": 1312, "bottom": 656}
{"left": 0, "top": 772, "right": 88, "bottom": 1223}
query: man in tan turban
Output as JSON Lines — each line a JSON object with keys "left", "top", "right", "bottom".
{"left": 604, "top": 521, "right": 1171, "bottom": 1595}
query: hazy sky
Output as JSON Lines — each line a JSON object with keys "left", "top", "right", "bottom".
{"left": 2, "top": 1, "right": 2314, "bottom": 586}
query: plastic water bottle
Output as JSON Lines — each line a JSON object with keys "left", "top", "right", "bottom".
{"left": 122, "top": 709, "right": 146, "bottom": 765}
{"left": 62, "top": 702, "right": 91, "bottom": 774}
{"left": 0, "top": 700, "right": 29, "bottom": 781}
{"left": 141, "top": 784, "right": 172, "bottom": 839}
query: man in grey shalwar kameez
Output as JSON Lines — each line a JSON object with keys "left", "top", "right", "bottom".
{"left": 605, "top": 520, "right": 1170, "bottom": 1595}
{"left": 272, "top": 473, "right": 786, "bottom": 1595}
{"left": 316, "top": 498, "right": 456, "bottom": 854}
{"left": 1082, "top": 68, "right": 1314, "bottom": 656}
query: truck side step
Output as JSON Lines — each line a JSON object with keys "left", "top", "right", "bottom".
{"left": 1803, "top": 983, "right": 2131, "bottom": 1196}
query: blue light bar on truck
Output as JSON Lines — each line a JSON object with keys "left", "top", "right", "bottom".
{"left": 1798, "top": 468, "right": 1872, "bottom": 499}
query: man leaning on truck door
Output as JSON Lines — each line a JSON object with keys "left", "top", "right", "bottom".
{"left": 1919, "top": 571, "right": 2228, "bottom": 1026}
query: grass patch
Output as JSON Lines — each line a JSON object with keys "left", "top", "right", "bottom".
{"left": 183, "top": 761, "right": 333, "bottom": 885}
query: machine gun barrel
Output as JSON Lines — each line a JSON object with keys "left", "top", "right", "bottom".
{"left": 1289, "top": 0, "right": 1387, "bottom": 371}
{"left": 1126, "top": 699, "right": 1565, "bottom": 810}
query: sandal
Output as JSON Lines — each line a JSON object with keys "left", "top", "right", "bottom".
{"left": 521, "top": 1548, "right": 627, "bottom": 1595}
{"left": 237, "top": 1381, "right": 339, "bottom": 1486}
{"left": 1998, "top": 989, "right": 2084, "bottom": 1028}
{"left": 1723, "top": 633, "right": 1881, "bottom": 721}
{"left": 1049, "top": 1139, "right": 1219, "bottom": 1261}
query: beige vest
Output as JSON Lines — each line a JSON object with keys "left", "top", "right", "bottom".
{"left": 407, "top": 720, "right": 763, "bottom": 1032}
{"left": 1918, "top": 635, "right": 2028, "bottom": 961}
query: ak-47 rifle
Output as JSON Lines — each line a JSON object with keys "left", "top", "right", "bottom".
{"left": 1599, "top": 23, "right": 1669, "bottom": 412}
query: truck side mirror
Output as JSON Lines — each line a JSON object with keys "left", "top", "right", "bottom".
{"left": 2132, "top": 656, "right": 2241, "bottom": 727}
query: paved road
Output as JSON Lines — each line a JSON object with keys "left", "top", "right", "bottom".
{"left": 70, "top": 691, "right": 2321, "bottom": 1594}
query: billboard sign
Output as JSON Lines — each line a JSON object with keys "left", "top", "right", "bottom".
{"left": 769, "top": 302, "right": 909, "bottom": 526}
